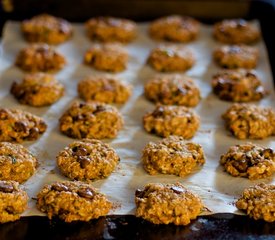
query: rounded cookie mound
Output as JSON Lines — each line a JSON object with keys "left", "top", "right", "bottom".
{"left": 57, "top": 139, "right": 120, "bottom": 181}
{"left": 213, "top": 19, "right": 260, "bottom": 44}
{"left": 147, "top": 45, "right": 195, "bottom": 72}
{"left": 15, "top": 44, "right": 66, "bottom": 72}
{"left": 236, "top": 183, "right": 275, "bottom": 222}
{"left": 21, "top": 14, "right": 73, "bottom": 44}
{"left": 213, "top": 45, "right": 258, "bottom": 69}
{"left": 0, "top": 108, "right": 47, "bottom": 142}
{"left": 85, "top": 16, "right": 137, "bottom": 43}
{"left": 149, "top": 15, "right": 200, "bottom": 42}
{"left": 11, "top": 73, "right": 65, "bottom": 107}
{"left": 222, "top": 103, "right": 275, "bottom": 139}
{"left": 36, "top": 181, "right": 112, "bottom": 222}
{"left": 135, "top": 182, "right": 203, "bottom": 225}
{"left": 78, "top": 75, "right": 132, "bottom": 104}
{"left": 142, "top": 136, "right": 205, "bottom": 177}
{"left": 59, "top": 101, "right": 123, "bottom": 139}
{"left": 84, "top": 43, "right": 128, "bottom": 72}
{"left": 212, "top": 70, "right": 267, "bottom": 102}
{"left": 143, "top": 105, "right": 199, "bottom": 138}
{"left": 220, "top": 143, "right": 275, "bottom": 180}
{"left": 0, "top": 180, "right": 28, "bottom": 223}
{"left": 144, "top": 74, "right": 201, "bottom": 106}
{"left": 0, "top": 142, "right": 37, "bottom": 183}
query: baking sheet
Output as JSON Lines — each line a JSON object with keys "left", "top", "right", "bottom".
{"left": 0, "top": 21, "right": 274, "bottom": 217}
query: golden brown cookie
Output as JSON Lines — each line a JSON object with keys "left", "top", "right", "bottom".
{"left": 56, "top": 139, "right": 120, "bottom": 181}
{"left": 21, "top": 14, "right": 73, "bottom": 44}
{"left": 84, "top": 43, "right": 128, "bottom": 72}
{"left": 211, "top": 70, "right": 267, "bottom": 102}
{"left": 144, "top": 74, "right": 201, "bottom": 106}
{"left": 149, "top": 15, "right": 200, "bottom": 42}
{"left": 147, "top": 45, "right": 195, "bottom": 72}
{"left": 143, "top": 105, "right": 200, "bottom": 138}
{"left": 0, "top": 108, "right": 47, "bottom": 143}
{"left": 0, "top": 142, "right": 37, "bottom": 183}
{"left": 59, "top": 101, "right": 123, "bottom": 139}
{"left": 213, "top": 19, "right": 260, "bottom": 44}
{"left": 85, "top": 16, "right": 137, "bottom": 43}
{"left": 222, "top": 103, "right": 275, "bottom": 139}
{"left": 142, "top": 136, "right": 205, "bottom": 177}
{"left": 36, "top": 181, "right": 112, "bottom": 222}
{"left": 213, "top": 45, "right": 259, "bottom": 69}
{"left": 135, "top": 182, "right": 203, "bottom": 225}
{"left": 236, "top": 183, "right": 275, "bottom": 222}
{"left": 11, "top": 73, "right": 65, "bottom": 107}
{"left": 78, "top": 75, "right": 132, "bottom": 104}
{"left": 15, "top": 44, "right": 66, "bottom": 72}
{"left": 220, "top": 143, "right": 275, "bottom": 180}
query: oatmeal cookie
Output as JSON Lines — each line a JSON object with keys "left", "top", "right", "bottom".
{"left": 143, "top": 105, "right": 199, "bottom": 138}
{"left": 15, "top": 44, "right": 66, "bottom": 72}
{"left": 0, "top": 142, "right": 37, "bottom": 183}
{"left": 59, "top": 101, "right": 123, "bottom": 139}
{"left": 36, "top": 181, "right": 112, "bottom": 222}
{"left": 149, "top": 15, "right": 200, "bottom": 42}
{"left": 220, "top": 143, "right": 275, "bottom": 180}
{"left": 78, "top": 75, "right": 131, "bottom": 104}
{"left": 84, "top": 43, "right": 128, "bottom": 72}
{"left": 213, "top": 45, "right": 258, "bottom": 69}
{"left": 212, "top": 70, "right": 267, "bottom": 102}
{"left": 222, "top": 103, "right": 275, "bottom": 139}
{"left": 213, "top": 19, "right": 260, "bottom": 44}
{"left": 236, "top": 183, "right": 275, "bottom": 222}
{"left": 57, "top": 139, "right": 120, "bottom": 181}
{"left": 135, "top": 182, "right": 203, "bottom": 225}
{"left": 147, "top": 45, "right": 195, "bottom": 72}
{"left": 85, "top": 16, "right": 137, "bottom": 43}
{"left": 11, "top": 73, "right": 65, "bottom": 107}
{"left": 144, "top": 74, "right": 201, "bottom": 106}
{"left": 0, "top": 108, "right": 47, "bottom": 143}
{"left": 0, "top": 180, "right": 28, "bottom": 223}
{"left": 21, "top": 14, "right": 73, "bottom": 44}
{"left": 142, "top": 136, "right": 205, "bottom": 177}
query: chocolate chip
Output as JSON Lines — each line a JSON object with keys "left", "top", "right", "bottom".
{"left": 77, "top": 156, "right": 91, "bottom": 168}
{"left": 0, "top": 109, "right": 8, "bottom": 120}
{"left": 72, "top": 147, "right": 87, "bottom": 156}
{"left": 0, "top": 182, "right": 14, "bottom": 193}
{"left": 135, "top": 189, "right": 145, "bottom": 198}
{"left": 93, "top": 105, "right": 106, "bottom": 114}
{"left": 170, "top": 186, "right": 184, "bottom": 194}
{"left": 77, "top": 188, "right": 94, "bottom": 199}
{"left": 152, "top": 107, "right": 164, "bottom": 118}
{"left": 5, "top": 206, "right": 14, "bottom": 214}
{"left": 51, "top": 183, "right": 69, "bottom": 192}
{"left": 28, "top": 127, "right": 39, "bottom": 139}
{"left": 14, "top": 121, "right": 27, "bottom": 132}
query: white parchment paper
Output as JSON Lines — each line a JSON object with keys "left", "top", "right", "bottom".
{"left": 0, "top": 21, "right": 274, "bottom": 217}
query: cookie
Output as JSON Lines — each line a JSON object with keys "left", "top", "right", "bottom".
{"left": 0, "top": 142, "right": 37, "bottom": 183}
{"left": 0, "top": 180, "right": 28, "bottom": 223}
{"left": 236, "top": 183, "right": 275, "bottom": 222}
{"left": 222, "top": 103, "right": 275, "bottom": 139}
{"left": 11, "top": 73, "right": 65, "bottom": 107}
{"left": 147, "top": 45, "right": 195, "bottom": 72}
{"left": 213, "top": 19, "right": 260, "bottom": 44}
{"left": 84, "top": 43, "right": 128, "bottom": 72}
{"left": 78, "top": 75, "right": 131, "bottom": 104}
{"left": 36, "top": 181, "right": 112, "bottom": 222}
{"left": 135, "top": 182, "right": 203, "bottom": 225}
{"left": 85, "top": 16, "right": 137, "bottom": 43}
{"left": 212, "top": 70, "right": 267, "bottom": 102}
{"left": 0, "top": 108, "right": 47, "bottom": 143}
{"left": 220, "top": 143, "right": 275, "bottom": 180}
{"left": 57, "top": 139, "right": 120, "bottom": 181}
{"left": 15, "top": 44, "right": 66, "bottom": 72}
{"left": 59, "top": 101, "right": 123, "bottom": 139}
{"left": 143, "top": 105, "right": 199, "bottom": 138}
{"left": 213, "top": 45, "right": 258, "bottom": 69}
{"left": 144, "top": 74, "right": 201, "bottom": 106}
{"left": 142, "top": 136, "right": 205, "bottom": 177}
{"left": 21, "top": 14, "right": 73, "bottom": 44}
{"left": 149, "top": 15, "right": 200, "bottom": 42}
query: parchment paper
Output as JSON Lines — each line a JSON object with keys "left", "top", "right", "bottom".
{"left": 0, "top": 21, "right": 274, "bottom": 217}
